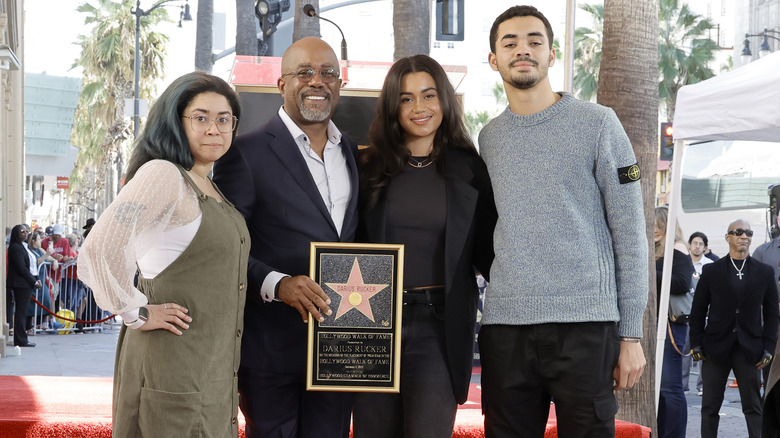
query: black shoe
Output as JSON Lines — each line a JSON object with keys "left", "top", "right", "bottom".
{"left": 17, "top": 342, "right": 36, "bottom": 347}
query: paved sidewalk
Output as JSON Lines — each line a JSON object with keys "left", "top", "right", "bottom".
{"left": 1, "top": 326, "right": 119, "bottom": 377}
{"left": 685, "top": 362, "right": 751, "bottom": 437}
{"left": 1, "top": 329, "right": 754, "bottom": 437}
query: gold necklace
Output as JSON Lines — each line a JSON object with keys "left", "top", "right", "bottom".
{"left": 408, "top": 156, "right": 434, "bottom": 168}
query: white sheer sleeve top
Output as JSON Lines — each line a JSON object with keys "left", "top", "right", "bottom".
{"left": 78, "top": 160, "right": 204, "bottom": 316}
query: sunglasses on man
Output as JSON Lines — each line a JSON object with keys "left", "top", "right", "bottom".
{"left": 727, "top": 228, "right": 753, "bottom": 237}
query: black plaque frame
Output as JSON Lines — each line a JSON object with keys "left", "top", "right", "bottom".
{"left": 307, "top": 242, "right": 404, "bottom": 392}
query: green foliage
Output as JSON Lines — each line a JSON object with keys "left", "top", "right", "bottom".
{"left": 465, "top": 81, "right": 509, "bottom": 139}
{"left": 70, "top": 0, "right": 170, "bottom": 193}
{"left": 573, "top": 3, "right": 603, "bottom": 102}
{"left": 574, "top": 0, "right": 721, "bottom": 117}
{"left": 464, "top": 110, "right": 494, "bottom": 138}
{"left": 492, "top": 82, "right": 508, "bottom": 107}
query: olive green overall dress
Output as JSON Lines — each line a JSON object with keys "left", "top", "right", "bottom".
{"left": 112, "top": 166, "right": 250, "bottom": 437}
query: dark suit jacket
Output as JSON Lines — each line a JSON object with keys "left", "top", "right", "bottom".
{"left": 213, "top": 113, "right": 359, "bottom": 373}
{"left": 6, "top": 242, "right": 38, "bottom": 289}
{"left": 689, "top": 256, "right": 779, "bottom": 365}
{"left": 358, "top": 148, "right": 496, "bottom": 404}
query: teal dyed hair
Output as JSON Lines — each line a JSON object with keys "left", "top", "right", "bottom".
{"left": 125, "top": 71, "right": 241, "bottom": 182}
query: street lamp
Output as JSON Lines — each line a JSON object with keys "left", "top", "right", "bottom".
{"left": 132, "top": 0, "right": 192, "bottom": 137}
{"left": 741, "top": 28, "right": 780, "bottom": 63}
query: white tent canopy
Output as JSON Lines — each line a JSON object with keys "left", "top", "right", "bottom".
{"left": 674, "top": 51, "right": 780, "bottom": 142}
{"left": 654, "top": 51, "right": 780, "bottom": 410}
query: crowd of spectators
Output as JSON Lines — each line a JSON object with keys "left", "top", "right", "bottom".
{"left": 5, "top": 219, "right": 103, "bottom": 344}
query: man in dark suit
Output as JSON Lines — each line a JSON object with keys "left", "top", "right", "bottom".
{"left": 690, "top": 219, "right": 780, "bottom": 438}
{"left": 213, "top": 37, "right": 358, "bottom": 438}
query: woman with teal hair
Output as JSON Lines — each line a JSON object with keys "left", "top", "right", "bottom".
{"left": 79, "top": 71, "right": 250, "bottom": 437}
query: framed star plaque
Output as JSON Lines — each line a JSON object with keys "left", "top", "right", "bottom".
{"left": 306, "top": 242, "right": 404, "bottom": 392}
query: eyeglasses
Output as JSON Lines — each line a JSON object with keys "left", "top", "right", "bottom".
{"left": 20, "top": 229, "right": 30, "bottom": 234}
{"left": 183, "top": 114, "right": 238, "bottom": 133}
{"left": 282, "top": 67, "right": 340, "bottom": 84}
{"left": 727, "top": 228, "right": 754, "bottom": 237}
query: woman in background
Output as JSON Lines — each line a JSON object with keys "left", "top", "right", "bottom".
{"left": 79, "top": 71, "right": 249, "bottom": 437}
{"left": 655, "top": 205, "right": 695, "bottom": 438}
{"left": 27, "top": 230, "right": 57, "bottom": 330}
{"left": 6, "top": 224, "right": 42, "bottom": 347}
{"left": 353, "top": 55, "right": 496, "bottom": 438}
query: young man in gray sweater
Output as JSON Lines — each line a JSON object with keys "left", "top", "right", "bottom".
{"left": 477, "top": 6, "right": 649, "bottom": 437}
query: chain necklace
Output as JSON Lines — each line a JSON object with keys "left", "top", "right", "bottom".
{"left": 188, "top": 169, "right": 210, "bottom": 181}
{"left": 730, "top": 257, "right": 747, "bottom": 280}
{"left": 408, "top": 156, "right": 434, "bottom": 168}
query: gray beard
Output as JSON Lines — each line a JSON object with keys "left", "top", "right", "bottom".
{"left": 299, "top": 101, "right": 331, "bottom": 122}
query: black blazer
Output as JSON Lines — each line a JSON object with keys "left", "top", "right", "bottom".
{"left": 689, "top": 256, "right": 780, "bottom": 364}
{"left": 213, "top": 113, "right": 360, "bottom": 373}
{"left": 6, "top": 242, "right": 38, "bottom": 289}
{"left": 358, "top": 147, "right": 497, "bottom": 404}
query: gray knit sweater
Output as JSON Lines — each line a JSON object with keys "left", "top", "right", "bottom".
{"left": 478, "top": 92, "right": 648, "bottom": 338}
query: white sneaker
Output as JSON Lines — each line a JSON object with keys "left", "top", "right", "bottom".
{"left": 697, "top": 390, "right": 703, "bottom": 396}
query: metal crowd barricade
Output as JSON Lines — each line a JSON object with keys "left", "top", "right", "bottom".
{"left": 29, "top": 257, "right": 118, "bottom": 335}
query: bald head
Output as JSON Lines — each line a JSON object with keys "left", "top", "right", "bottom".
{"left": 728, "top": 219, "right": 751, "bottom": 232}
{"left": 281, "top": 37, "right": 339, "bottom": 73}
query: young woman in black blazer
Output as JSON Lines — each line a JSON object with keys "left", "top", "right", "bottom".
{"left": 6, "top": 224, "right": 42, "bottom": 347}
{"left": 353, "top": 55, "right": 496, "bottom": 438}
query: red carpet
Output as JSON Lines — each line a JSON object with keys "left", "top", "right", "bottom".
{"left": 0, "top": 375, "right": 649, "bottom": 437}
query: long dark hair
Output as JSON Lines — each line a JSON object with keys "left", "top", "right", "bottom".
{"left": 125, "top": 71, "right": 241, "bottom": 182}
{"left": 360, "top": 54, "right": 476, "bottom": 210}
{"left": 9, "top": 224, "right": 27, "bottom": 246}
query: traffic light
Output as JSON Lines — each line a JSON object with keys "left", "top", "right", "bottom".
{"left": 660, "top": 122, "right": 674, "bottom": 161}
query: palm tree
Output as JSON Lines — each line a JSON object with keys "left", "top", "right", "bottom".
{"left": 70, "top": 0, "right": 169, "bottom": 203}
{"left": 575, "top": 0, "right": 718, "bottom": 118}
{"left": 392, "top": 0, "right": 429, "bottom": 60}
{"left": 598, "top": 0, "right": 659, "bottom": 430}
{"left": 573, "top": 3, "right": 603, "bottom": 102}
{"left": 658, "top": 0, "right": 718, "bottom": 120}
{"left": 235, "top": 0, "right": 258, "bottom": 56}
{"left": 464, "top": 110, "right": 493, "bottom": 140}
{"left": 293, "top": 0, "right": 321, "bottom": 41}
{"left": 195, "top": 0, "right": 214, "bottom": 71}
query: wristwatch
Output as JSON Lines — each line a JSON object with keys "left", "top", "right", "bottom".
{"left": 138, "top": 306, "right": 149, "bottom": 322}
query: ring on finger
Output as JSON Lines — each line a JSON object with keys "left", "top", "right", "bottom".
{"left": 164, "top": 303, "right": 168, "bottom": 310}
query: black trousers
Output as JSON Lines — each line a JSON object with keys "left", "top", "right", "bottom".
{"left": 11, "top": 287, "right": 33, "bottom": 346}
{"left": 237, "top": 366, "right": 352, "bottom": 438}
{"left": 479, "top": 322, "right": 620, "bottom": 438}
{"left": 353, "top": 304, "right": 458, "bottom": 438}
{"left": 701, "top": 344, "right": 762, "bottom": 438}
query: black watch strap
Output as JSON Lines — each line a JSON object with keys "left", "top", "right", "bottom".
{"left": 138, "top": 306, "right": 149, "bottom": 322}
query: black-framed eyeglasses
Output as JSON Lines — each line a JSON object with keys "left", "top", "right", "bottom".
{"left": 183, "top": 114, "right": 238, "bottom": 133}
{"left": 728, "top": 228, "right": 754, "bottom": 237}
{"left": 282, "top": 67, "right": 340, "bottom": 84}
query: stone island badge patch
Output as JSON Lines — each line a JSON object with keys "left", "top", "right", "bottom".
{"left": 618, "top": 163, "right": 641, "bottom": 184}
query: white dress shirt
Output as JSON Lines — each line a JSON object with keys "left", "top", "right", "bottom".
{"left": 260, "top": 107, "right": 353, "bottom": 302}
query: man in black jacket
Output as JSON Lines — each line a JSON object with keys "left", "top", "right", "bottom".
{"left": 690, "top": 219, "right": 780, "bottom": 438}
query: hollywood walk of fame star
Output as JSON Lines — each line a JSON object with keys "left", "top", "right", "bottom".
{"left": 326, "top": 257, "right": 389, "bottom": 322}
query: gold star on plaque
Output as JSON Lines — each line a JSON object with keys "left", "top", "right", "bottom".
{"left": 326, "top": 257, "right": 388, "bottom": 321}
